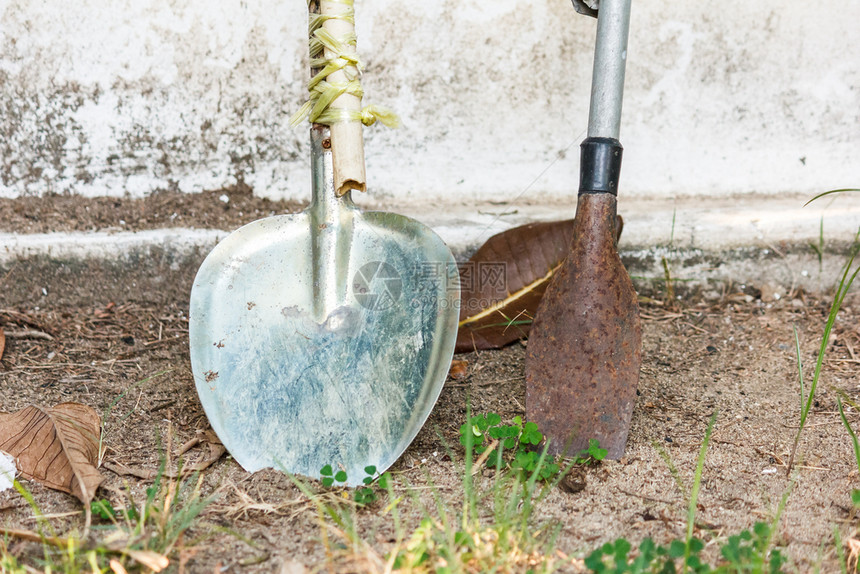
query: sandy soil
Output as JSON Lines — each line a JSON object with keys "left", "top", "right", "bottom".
{"left": 1, "top": 193, "right": 860, "bottom": 572}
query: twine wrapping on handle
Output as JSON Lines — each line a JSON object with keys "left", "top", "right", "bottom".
{"left": 291, "top": 0, "right": 399, "bottom": 195}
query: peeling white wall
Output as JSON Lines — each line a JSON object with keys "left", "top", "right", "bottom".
{"left": 1, "top": 0, "right": 858, "bottom": 204}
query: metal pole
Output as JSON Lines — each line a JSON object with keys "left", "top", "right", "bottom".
{"left": 586, "top": 0, "right": 632, "bottom": 140}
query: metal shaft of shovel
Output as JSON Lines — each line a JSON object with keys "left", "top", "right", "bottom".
{"left": 587, "top": 0, "right": 630, "bottom": 141}
{"left": 525, "top": 0, "right": 641, "bottom": 460}
{"left": 309, "top": 129, "right": 345, "bottom": 321}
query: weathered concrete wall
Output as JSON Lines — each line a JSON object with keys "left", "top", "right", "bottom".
{"left": 1, "top": 0, "right": 858, "bottom": 203}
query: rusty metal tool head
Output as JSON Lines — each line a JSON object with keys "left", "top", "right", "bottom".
{"left": 525, "top": 0, "right": 641, "bottom": 459}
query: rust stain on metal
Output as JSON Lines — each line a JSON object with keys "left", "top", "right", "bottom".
{"left": 525, "top": 192, "right": 642, "bottom": 460}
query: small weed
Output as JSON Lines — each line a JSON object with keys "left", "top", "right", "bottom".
{"left": 0, "top": 537, "right": 26, "bottom": 574}
{"left": 586, "top": 412, "right": 788, "bottom": 573}
{"left": 319, "top": 464, "right": 390, "bottom": 507}
{"left": 104, "top": 460, "right": 214, "bottom": 559}
{"left": 720, "top": 522, "right": 787, "bottom": 573}
{"left": 575, "top": 438, "right": 609, "bottom": 465}
{"left": 837, "top": 396, "right": 860, "bottom": 507}
{"left": 459, "top": 412, "right": 605, "bottom": 482}
{"left": 803, "top": 188, "right": 860, "bottom": 206}
{"left": 3, "top": 449, "right": 215, "bottom": 572}
{"left": 586, "top": 522, "right": 786, "bottom": 573}
{"left": 90, "top": 498, "right": 120, "bottom": 521}
{"left": 789, "top": 191, "right": 860, "bottom": 472}
{"left": 320, "top": 464, "right": 348, "bottom": 488}
{"left": 585, "top": 536, "right": 707, "bottom": 573}
{"left": 670, "top": 206, "right": 677, "bottom": 248}
{"left": 293, "top": 409, "right": 578, "bottom": 572}
{"left": 809, "top": 216, "right": 825, "bottom": 274}
{"left": 662, "top": 256, "right": 676, "bottom": 305}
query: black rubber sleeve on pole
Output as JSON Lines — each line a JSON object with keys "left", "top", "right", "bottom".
{"left": 579, "top": 137, "right": 623, "bottom": 195}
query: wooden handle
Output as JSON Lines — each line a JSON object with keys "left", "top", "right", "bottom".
{"left": 320, "top": 0, "right": 366, "bottom": 195}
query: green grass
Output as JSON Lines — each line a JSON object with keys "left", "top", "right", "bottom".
{"left": 803, "top": 188, "right": 860, "bottom": 206}
{"left": 283, "top": 409, "right": 800, "bottom": 573}
{"left": 1, "top": 448, "right": 216, "bottom": 572}
{"left": 789, "top": 194, "right": 860, "bottom": 472}
{"left": 585, "top": 412, "right": 791, "bottom": 573}
{"left": 795, "top": 187, "right": 860, "bottom": 569}
{"left": 286, "top": 407, "right": 581, "bottom": 573}
{"left": 809, "top": 216, "right": 824, "bottom": 275}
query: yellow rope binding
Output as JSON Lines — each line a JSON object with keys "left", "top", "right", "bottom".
{"left": 291, "top": 0, "right": 399, "bottom": 129}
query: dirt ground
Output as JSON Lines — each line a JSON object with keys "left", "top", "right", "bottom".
{"left": 0, "top": 188, "right": 306, "bottom": 234}
{"left": 2, "top": 193, "right": 860, "bottom": 572}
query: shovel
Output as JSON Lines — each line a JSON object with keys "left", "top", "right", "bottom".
{"left": 189, "top": 0, "right": 459, "bottom": 485}
{"left": 525, "top": 0, "right": 641, "bottom": 459}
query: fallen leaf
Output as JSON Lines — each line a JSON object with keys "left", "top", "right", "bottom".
{"left": 0, "top": 326, "right": 5, "bottom": 361}
{"left": 280, "top": 559, "right": 309, "bottom": 574}
{"left": 0, "top": 403, "right": 103, "bottom": 504}
{"left": 448, "top": 359, "right": 468, "bottom": 380}
{"left": 847, "top": 538, "right": 860, "bottom": 572}
{"left": 456, "top": 216, "right": 623, "bottom": 353}
{"left": 123, "top": 549, "right": 169, "bottom": 572}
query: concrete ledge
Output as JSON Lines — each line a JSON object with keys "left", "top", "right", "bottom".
{"left": 3, "top": 194, "right": 859, "bottom": 296}
{"left": 1, "top": 228, "right": 226, "bottom": 265}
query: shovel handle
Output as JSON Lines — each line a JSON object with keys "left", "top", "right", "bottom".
{"left": 578, "top": 0, "right": 630, "bottom": 196}
{"left": 319, "top": 0, "right": 366, "bottom": 195}
{"left": 586, "top": 0, "right": 631, "bottom": 140}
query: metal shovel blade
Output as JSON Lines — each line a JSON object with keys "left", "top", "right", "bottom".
{"left": 525, "top": 193, "right": 640, "bottom": 459}
{"left": 189, "top": 128, "right": 458, "bottom": 485}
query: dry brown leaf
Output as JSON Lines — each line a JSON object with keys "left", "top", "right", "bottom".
{"left": 456, "top": 219, "right": 574, "bottom": 353}
{"left": 123, "top": 549, "right": 169, "bottom": 572}
{"left": 456, "top": 216, "right": 622, "bottom": 353}
{"left": 279, "top": 560, "right": 309, "bottom": 574}
{"left": 847, "top": 537, "right": 860, "bottom": 573}
{"left": 0, "top": 326, "right": 5, "bottom": 362}
{"left": 448, "top": 359, "right": 469, "bottom": 380}
{"left": 0, "top": 402, "right": 103, "bottom": 504}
